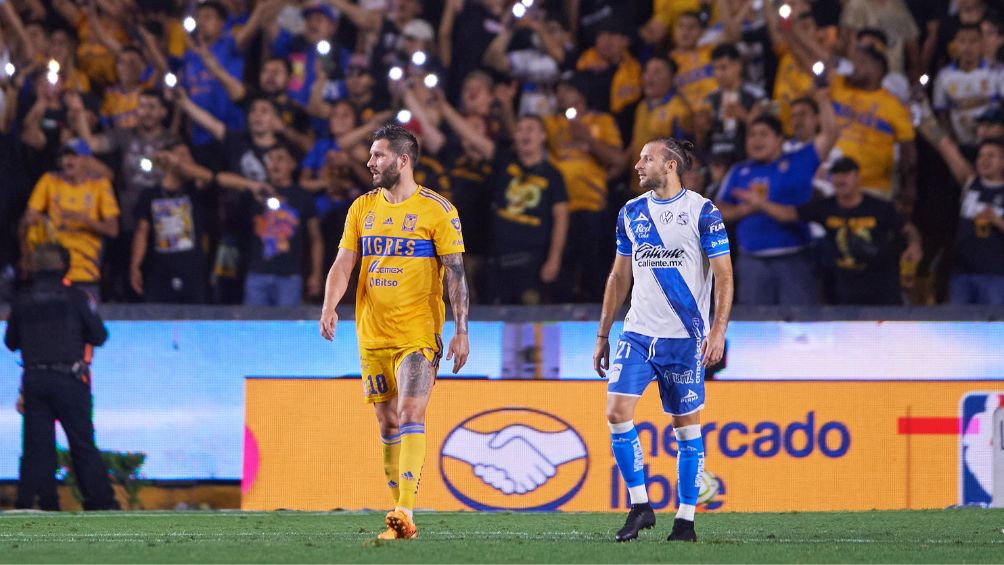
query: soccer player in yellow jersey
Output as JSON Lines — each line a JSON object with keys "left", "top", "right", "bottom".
{"left": 319, "top": 124, "right": 470, "bottom": 541}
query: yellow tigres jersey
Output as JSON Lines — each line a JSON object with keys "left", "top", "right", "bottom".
{"left": 629, "top": 94, "right": 693, "bottom": 194}
{"left": 26, "top": 173, "right": 120, "bottom": 283}
{"left": 830, "top": 76, "right": 915, "bottom": 194}
{"left": 576, "top": 48, "right": 642, "bottom": 114}
{"left": 544, "top": 112, "right": 622, "bottom": 213}
{"left": 671, "top": 46, "right": 716, "bottom": 111}
{"left": 338, "top": 187, "right": 465, "bottom": 350}
{"left": 101, "top": 87, "right": 141, "bottom": 129}
{"left": 773, "top": 52, "right": 813, "bottom": 136}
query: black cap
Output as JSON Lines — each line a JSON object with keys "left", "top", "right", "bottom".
{"left": 976, "top": 107, "right": 1004, "bottom": 126}
{"left": 829, "top": 156, "right": 860, "bottom": 174}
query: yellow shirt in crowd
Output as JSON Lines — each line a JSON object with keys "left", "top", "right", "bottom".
{"left": 671, "top": 46, "right": 716, "bottom": 111}
{"left": 26, "top": 173, "right": 120, "bottom": 283}
{"left": 576, "top": 48, "right": 642, "bottom": 115}
{"left": 338, "top": 187, "right": 465, "bottom": 351}
{"left": 629, "top": 94, "right": 692, "bottom": 194}
{"left": 544, "top": 112, "right": 623, "bottom": 213}
{"left": 830, "top": 76, "right": 915, "bottom": 195}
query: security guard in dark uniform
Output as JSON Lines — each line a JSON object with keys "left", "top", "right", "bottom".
{"left": 4, "top": 244, "right": 119, "bottom": 510}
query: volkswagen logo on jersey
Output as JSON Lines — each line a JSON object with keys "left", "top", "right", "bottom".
{"left": 660, "top": 210, "right": 674, "bottom": 224}
{"left": 440, "top": 408, "right": 589, "bottom": 511}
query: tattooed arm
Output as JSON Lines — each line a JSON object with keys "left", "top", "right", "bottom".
{"left": 441, "top": 253, "right": 470, "bottom": 373}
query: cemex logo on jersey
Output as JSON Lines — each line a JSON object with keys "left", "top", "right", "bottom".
{"left": 368, "top": 262, "right": 404, "bottom": 275}
{"left": 960, "top": 392, "right": 1004, "bottom": 506}
{"left": 634, "top": 243, "right": 685, "bottom": 268}
{"left": 440, "top": 408, "right": 589, "bottom": 511}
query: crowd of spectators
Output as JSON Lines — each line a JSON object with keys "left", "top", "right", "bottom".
{"left": 0, "top": 0, "right": 1002, "bottom": 307}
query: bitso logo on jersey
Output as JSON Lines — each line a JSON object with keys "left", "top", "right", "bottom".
{"left": 439, "top": 408, "right": 589, "bottom": 511}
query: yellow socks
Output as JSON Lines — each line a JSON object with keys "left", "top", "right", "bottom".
{"left": 396, "top": 422, "right": 426, "bottom": 516}
{"left": 380, "top": 433, "right": 401, "bottom": 504}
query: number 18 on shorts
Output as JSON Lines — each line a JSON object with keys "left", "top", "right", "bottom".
{"left": 607, "top": 331, "right": 705, "bottom": 416}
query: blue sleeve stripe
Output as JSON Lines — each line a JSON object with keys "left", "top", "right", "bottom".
{"left": 616, "top": 250, "right": 632, "bottom": 256}
{"left": 706, "top": 250, "right": 730, "bottom": 258}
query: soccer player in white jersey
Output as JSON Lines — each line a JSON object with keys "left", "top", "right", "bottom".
{"left": 594, "top": 137, "right": 734, "bottom": 543}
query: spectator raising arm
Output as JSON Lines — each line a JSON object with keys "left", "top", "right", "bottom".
{"left": 438, "top": 95, "right": 496, "bottom": 158}
{"left": 0, "top": 0, "right": 34, "bottom": 62}
{"left": 173, "top": 88, "right": 226, "bottom": 142}
{"left": 812, "top": 85, "right": 839, "bottom": 159}
{"left": 914, "top": 97, "right": 976, "bottom": 187}
{"left": 402, "top": 87, "right": 446, "bottom": 154}
{"left": 233, "top": 0, "right": 282, "bottom": 51}
{"left": 216, "top": 172, "right": 274, "bottom": 197}
{"left": 438, "top": 0, "right": 463, "bottom": 68}
{"left": 327, "top": 0, "right": 383, "bottom": 33}
{"left": 186, "top": 34, "right": 245, "bottom": 102}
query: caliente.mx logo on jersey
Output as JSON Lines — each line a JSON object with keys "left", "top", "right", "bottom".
{"left": 634, "top": 243, "right": 685, "bottom": 268}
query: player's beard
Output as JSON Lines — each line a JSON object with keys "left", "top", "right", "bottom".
{"left": 372, "top": 161, "right": 401, "bottom": 189}
{"left": 638, "top": 170, "right": 664, "bottom": 190}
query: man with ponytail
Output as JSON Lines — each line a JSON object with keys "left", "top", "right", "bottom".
{"left": 593, "top": 137, "right": 734, "bottom": 543}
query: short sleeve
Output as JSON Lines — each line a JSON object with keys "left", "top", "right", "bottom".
{"left": 887, "top": 98, "right": 915, "bottom": 142}
{"left": 716, "top": 166, "right": 739, "bottom": 205}
{"left": 787, "top": 143, "right": 822, "bottom": 182}
{"left": 615, "top": 207, "right": 631, "bottom": 256}
{"left": 698, "top": 200, "right": 730, "bottom": 258}
{"left": 549, "top": 168, "right": 568, "bottom": 205}
{"left": 338, "top": 199, "right": 363, "bottom": 252}
{"left": 433, "top": 207, "right": 466, "bottom": 256}
{"left": 27, "top": 174, "right": 51, "bottom": 213}
{"left": 133, "top": 191, "right": 153, "bottom": 224}
{"left": 795, "top": 199, "right": 826, "bottom": 224}
{"left": 596, "top": 113, "right": 623, "bottom": 149}
{"left": 97, "top": 179, "right": 120, "bottom": 220}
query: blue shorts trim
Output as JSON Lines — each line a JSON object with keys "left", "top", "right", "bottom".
{"left": 607, "top": 331, "right": 705, "bottom": 415}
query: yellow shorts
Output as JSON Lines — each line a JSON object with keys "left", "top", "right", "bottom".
{"left": 359, "top": 339, "right": 442, "bottom": 404}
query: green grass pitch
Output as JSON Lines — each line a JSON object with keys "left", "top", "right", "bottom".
{"left": 1, "top": 509, "right": 1002, "bottom": 563}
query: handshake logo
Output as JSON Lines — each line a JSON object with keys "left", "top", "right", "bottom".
{"left": 440, "top": 408, "right": 589, "bottom": 511}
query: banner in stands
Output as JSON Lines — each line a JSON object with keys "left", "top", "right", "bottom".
{"left": 242, "top": 379, "right": 1003, "bottom": 512}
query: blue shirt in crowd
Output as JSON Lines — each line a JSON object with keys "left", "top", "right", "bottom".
{"left": 718, "top": 143, "right": 820, "bottom": 255}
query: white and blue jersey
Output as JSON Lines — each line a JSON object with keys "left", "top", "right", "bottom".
{"left": 608, "top": 189, "right": 730, "bottom": 415}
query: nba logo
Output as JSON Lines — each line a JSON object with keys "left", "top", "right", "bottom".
{"left": 402, "top": 214, "right": 418, "bottom": 233}
{"left": 960, "top": 392, "right": 1004, "bottom": 507}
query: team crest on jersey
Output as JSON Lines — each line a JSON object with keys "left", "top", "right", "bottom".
{"left": 364, "top": 212, "right": 376, "bottom": 230}
{"left": 677, "top": 211, "right": 690, "bottom": 225}
{"left": 660, "top": 210, "right": 674, "bottom": 224}
{"left": 451, "top": 218, "right": 463, "bottom": 234}
{"left": 779, "top": 160, "right": 789, "bottom": 173}
{"left": 402, "top": 213, "right": 418, "bottom": 232}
